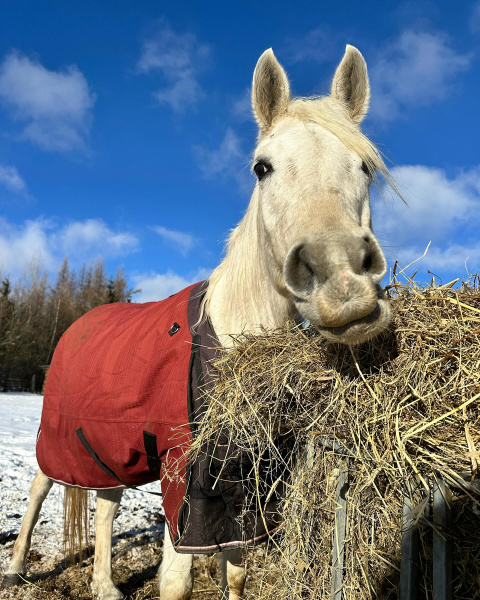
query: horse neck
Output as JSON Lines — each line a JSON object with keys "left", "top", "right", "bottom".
{"left": 206, "top": 189, "right": 295, "bottom": 346}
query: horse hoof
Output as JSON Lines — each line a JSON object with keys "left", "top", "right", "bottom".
{"left": 1, "top": 573, "right": 25, "bottom": 588}
{"left": 91, "top": 580, "right": 125, "bottom": 600}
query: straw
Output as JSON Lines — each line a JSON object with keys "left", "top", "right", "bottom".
{"left": 189, "top": 275, "right": 480, "bottom": 599}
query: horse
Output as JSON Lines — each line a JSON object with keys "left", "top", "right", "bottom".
{"left": 2, "top": 45, "right": 393, "bottom": 600}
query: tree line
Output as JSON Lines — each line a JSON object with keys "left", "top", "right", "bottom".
{"left": 0, "top": 257, "right": 137, "bottom": 392}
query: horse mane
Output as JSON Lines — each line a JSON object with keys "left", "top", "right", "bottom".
{"left": 199, "top": 187, "right": 283, "bottom": 329}
{"left": 202, "top": 95, "right": 398, "bottom": 324}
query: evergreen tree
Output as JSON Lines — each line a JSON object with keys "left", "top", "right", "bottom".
{"left": 0, "top": 277, "right": 14, "bottom": 388}
{"left": 0, "top": 257, "right": 141, "bottom": 392}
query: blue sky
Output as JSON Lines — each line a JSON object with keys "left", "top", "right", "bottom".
{"left": 0, "top": 0, "right": 479, "bottom": 301}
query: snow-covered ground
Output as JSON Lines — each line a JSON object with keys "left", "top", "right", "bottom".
{"left": 0, "top": 392, "right": 164, "bottom": 573}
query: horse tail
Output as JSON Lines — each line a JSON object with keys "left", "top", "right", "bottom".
{"left": 63, "top": 487, "right": 90, "bottom": 564}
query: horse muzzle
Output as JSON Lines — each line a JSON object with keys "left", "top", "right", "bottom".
{"left": 312, "top": 288, "right": 391, "bottom": 345}
{"left": 283, "top": 231, "right": 391, "bottom": 345}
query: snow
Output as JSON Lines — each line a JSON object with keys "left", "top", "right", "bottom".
{"left": 0, "top": 392, "right": 164, "bottom": 573}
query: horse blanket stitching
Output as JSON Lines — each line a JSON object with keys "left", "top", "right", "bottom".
{"left": 37, "top": 281, "right": 282, "bottom": 552}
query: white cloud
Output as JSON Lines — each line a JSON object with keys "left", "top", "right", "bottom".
{"left": 137, "top": 23, "right": 209, "bottom": 112}
{"left": 194, "top": 128, "right": 243, "bottom": 178}
{"left": 132, "top": 268, "right": 211, "bottom": 303}
{"left": 370, "top": 30, "right": 471, "bottom": 121}
{"left": 284, "top": 27, "right": 336, "bottom": 64}
{"left": 194, "top": 128, "right": 254, "bottom": 195}
{"left": 0, "top": 164, "right": 27, "bottom": 194}
{"left": 0, "top": 51, "right": 95, "bottom": 152}
{"left": 471, "top": 2, "right": 480, "bottom": 33}
{"left": 0, "top": 218, "right": 55, "bottom": 273}
{"left": 0, "top": 218, "right": 138, "bottom": 277}
{"left": 389, "top": 242, "right": 480, "bottom": 275}
{"left": 373, "top": 165, "right": 480, "bottom": 276}
{"left": 153, "top": 225, "right": 196, "bottom": 255}
{"left": 60, "top": 219, "right": 138, "bottom": 256}
{"left": 232, "top": 88, "right": 253, "bottom": 122}
{"left": 194, "top": 128, "right": 253, "bottom": 193}
{"left": 377, "top": 166, "right": 478, "bottom": 240}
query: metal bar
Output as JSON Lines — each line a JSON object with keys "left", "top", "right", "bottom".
{"left": 289, "top": 437, "right": 316, "bottom": 594}
{"left": 331, "top": 460, "right": 348, "bottom": 600}
{"left": 399, "top": 490, "right": 421, "bottom": 600}
{"left": 444, "top": 471, "right": 480, "bottom": 493}
{"left": 314, "top": 435, "right": 357, "bottom": 458}
{"left": 433, "top": 478, "right": 452, "bottom": 600}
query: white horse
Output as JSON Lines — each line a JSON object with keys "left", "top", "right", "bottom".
{"left": 3, "top": 46, "right": 392, "bottom": 599}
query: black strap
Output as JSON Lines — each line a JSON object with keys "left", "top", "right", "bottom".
{"left": 186, "top": 334, "right": 202, "bottom": 436}
{"left": 75, "top": 427, "right": 164, "bottom": 498}
{"left": 76, "top": 427, "right": 126, "bottom": 485}
{"left": 192, "top": 334, "right": 204, "bottom": 390}
{"left": 143, "top": 431, "right": 161, "bottom": 476}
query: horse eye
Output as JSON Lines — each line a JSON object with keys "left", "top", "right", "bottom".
{"left": 254, "top": 162, "right": 271, "bottom": 180}
{"left": 361, "top": 161, "right": 371, "bottom": 177}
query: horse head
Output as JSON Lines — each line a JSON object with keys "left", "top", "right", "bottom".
{"left": 251, "top": 46, "right": 391, "bottom": 345}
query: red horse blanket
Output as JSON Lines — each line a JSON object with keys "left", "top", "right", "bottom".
{"left": 36, "top": 282, "right": 282, "bottom": 552}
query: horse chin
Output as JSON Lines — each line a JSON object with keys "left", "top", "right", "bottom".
{"left": 314, "top": 298, "right": 391, "bottom": 346}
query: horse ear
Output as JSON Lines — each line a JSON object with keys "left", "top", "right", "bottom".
{"left": 331, "top": 45, "right": 370, "bottom": 124}
{"left": 252, "top": 48, "right": 290, "bottom": 131}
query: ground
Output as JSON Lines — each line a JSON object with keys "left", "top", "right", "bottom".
{"left": 0, "top": 543, "right": 229, "bottom": 599}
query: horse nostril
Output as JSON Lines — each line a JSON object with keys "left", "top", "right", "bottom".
{"left": 362, "top": 253, "right": 373, "bottom": 272}
{"left": 360, "top": 234, "right": 387, "bottom": 282}
{"left": 284, "top": 242, "right": 318, "bottom": 297}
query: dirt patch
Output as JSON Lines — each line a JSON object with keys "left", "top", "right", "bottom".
{"left": 0, "top": 534, "right": 265, "bottom": 599}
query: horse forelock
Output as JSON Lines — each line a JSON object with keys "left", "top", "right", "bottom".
{"left": 279, "top": 96, "right": 396, "bottom": 193}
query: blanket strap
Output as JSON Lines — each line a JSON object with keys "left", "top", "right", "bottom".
{"left": 143, "top": 431, "right": 161, "bottom": 477}
{"left": 76, "top": 427, "right": 126, "bottom": 485}
{"left": 75, "top": 427, "right": 164, "bottom": 498}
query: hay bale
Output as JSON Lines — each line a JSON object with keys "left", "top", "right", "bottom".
{"left": 192, "top": 277, "right": 480, "bottom": 599}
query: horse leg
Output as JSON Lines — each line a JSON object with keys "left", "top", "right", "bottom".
{"left": 91, "top": 488, "right": 124, "bottom": 600}
{"left": 220, "top": 548, "right": 246, "bottom": 600}
{"left": 2, "top": 469, "right": 53, "bottom": 587}
{"left": 158, "top": 525, "right": 193, "bottom": 600}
